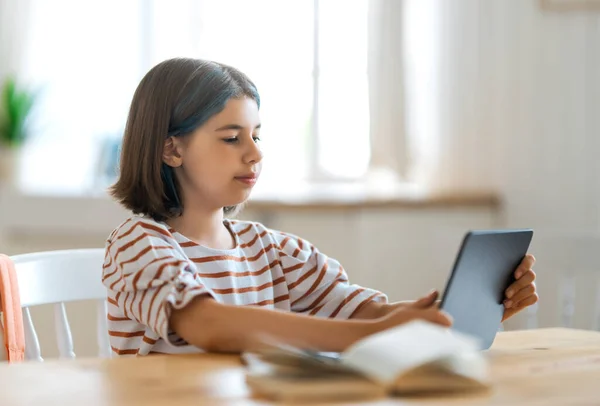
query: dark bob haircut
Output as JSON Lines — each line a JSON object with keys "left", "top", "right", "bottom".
{"left": 110, "top": 58, "right": 260, "bottom": 221}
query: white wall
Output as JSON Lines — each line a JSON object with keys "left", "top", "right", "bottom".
{"left": 484, "top": 0, "right": 600, "bottom": 232}
{"left": 424, "top": 0, "right": 600, "bottom": 230}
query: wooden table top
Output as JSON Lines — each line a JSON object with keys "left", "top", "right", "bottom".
{"left": 1, "top": 328, "right": 599, "bottom": 405}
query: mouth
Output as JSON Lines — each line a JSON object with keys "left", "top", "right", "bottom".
{"left": 234, "top": 173, "right": 259, "bottom": 186}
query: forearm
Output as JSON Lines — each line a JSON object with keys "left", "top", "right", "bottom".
{"left": 171, "top": 297, "right": 377, "bottom": 353}
{"left": 352, "top": 291, "right": 442, "bottom": 319}
{"left": 351, "top": 301, "right": 411, "bottom": 319}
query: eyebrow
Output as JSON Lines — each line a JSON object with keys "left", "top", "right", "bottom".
{"left": 215, "top": 124, "right": 261, "bottom": 131}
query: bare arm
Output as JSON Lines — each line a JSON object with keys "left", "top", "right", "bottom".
{"left": 171, "top": 297, "right": 376, "bottom": 353}
{"left": 171, "top": 295, "right": 451, "bottom": 353}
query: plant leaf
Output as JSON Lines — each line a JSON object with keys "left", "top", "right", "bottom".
{"left": 0, "top": 76, "right": 36, "bottom": 147}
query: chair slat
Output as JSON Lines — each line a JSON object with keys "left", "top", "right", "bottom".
{"left": 23, "top": 308, "right": 43, "bottom": 362}
{"left": 96, "top": 300, "right": 112, "bottom": 358}
{"left": 54, "top": 303, "right": 75, "bottom": 359}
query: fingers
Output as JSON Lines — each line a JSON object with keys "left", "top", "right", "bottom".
{"left": 504, "top": 283, "right": 536, "bottom": 308}
{"left": 502, "top": 253, "right": 538, "bottom": 321}
{"left": 515, "top": 293, "right": 539, "bottom": 308}
{"left": 386, "top": 303, "right": 453, "bottom": 329}
{"left": 407, "top": 291, "right": 448, "bottom": 327}
{"left": 412, "top": 290, "right": 439, "bottom": 309}
{"left": 506, "top": 269, "right": 536, "bottom": 299}
{"left": 416, "top": 308, "right": 453, "bottom": 327}
{"left": 502, "top": 293, "right": 539, "bottom": 322}
{"left": 515, "top": 254, "right": 536, "bottom": 279}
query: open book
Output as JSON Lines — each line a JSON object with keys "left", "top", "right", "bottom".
{"left": 244, "top": 321, "right": 491, "bottom": 402}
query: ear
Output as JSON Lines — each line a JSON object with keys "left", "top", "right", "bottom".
{"left": 163, "top": 137, "right": 184, "bottom": 167}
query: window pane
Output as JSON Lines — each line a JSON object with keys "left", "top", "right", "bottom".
{"left": 20, "top": 0, "right": 143, "bottom": 194}
{"left": 403, "top": 0, "right": 441, "bottom": 181}
{"left": 317, "top": 0, "right": 370, "bottom": 179}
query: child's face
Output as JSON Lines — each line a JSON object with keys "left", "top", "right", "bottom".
{"left": 164, "top": 96, "right": 263, "bottom": 211}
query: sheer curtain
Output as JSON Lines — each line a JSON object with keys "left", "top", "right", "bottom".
{"left": 367, "top": 0, "right": 409, "bottom": 183}
{"left": 0, "top": 0, "right": 32, "bottom": 188}
{"left": 428, "top": 0, "right": 497, "bottom": 194}
{"left": 19, "top": 0, "right": 143, "bottom": 194}
{"left": 363, "top": 0, "right": 497, "bottom": 195}
{"left": 0, "top": 0, "right": 32, "bottom": 80}
{"left": 403, "top": 0, "right": 497, "bottom": 194}
{"left": 317, "top": 0, "right": 371, "bottom": 180}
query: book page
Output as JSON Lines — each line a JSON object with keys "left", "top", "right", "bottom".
{"left": 341, "top": 320, "right": 488, "bottom": 387}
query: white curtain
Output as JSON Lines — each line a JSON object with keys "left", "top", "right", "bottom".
{"left": 400, "top": 0, "right": 498, "bottom": 194}
{"left": 367, "top": 0, "right": 409, "bottom": 182}
{"left": 366, "top": 0, "right": 496, "bottom": 191}
{"left": 423, "top": 0, "right": 496, "bottom": 193}
{"left": 0, "top": 0, "right": 32, "bottom": 82}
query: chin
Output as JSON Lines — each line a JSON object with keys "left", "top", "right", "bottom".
{"left": 223, "top": 192, "right": 252, "bottom": 208}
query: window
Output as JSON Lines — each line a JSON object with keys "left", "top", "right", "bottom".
{"left": 316, "top": 0, "right": 370, "bottom": 180}
{"left": 20, "top": 0, "right": 143, "bottom": 195}
{"left": 19, "top": 0, "right": 371, "bottom": 195}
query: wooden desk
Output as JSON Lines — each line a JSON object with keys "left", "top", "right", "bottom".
{"left": 1, "top": 328, "right": 599, "bottom": 405}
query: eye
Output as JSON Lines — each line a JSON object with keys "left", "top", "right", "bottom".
{"left": 223, "top": 137, "right": 239, "bottom": 144}
{"left": 253, "top": 136, "right": 261, "bottom": 143}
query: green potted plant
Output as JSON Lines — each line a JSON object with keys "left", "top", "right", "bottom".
{"left": 0, "top": 76, "right": 36, "bottom": 187}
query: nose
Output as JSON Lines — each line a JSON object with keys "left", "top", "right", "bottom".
{"left": 243, "top": 136, "right": 263, "bottom": 165}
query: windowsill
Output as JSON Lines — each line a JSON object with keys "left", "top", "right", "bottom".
{"left": 4, "top": 180, "right": 500, "bottom": 208}
{"left": 246, "top": 181, "right": 500, "bottom": 210}
{"left": 0, "top": 181, "right": 500, "bottom": 236}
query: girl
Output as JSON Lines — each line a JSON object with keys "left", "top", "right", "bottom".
{"left": 102, "top": 58, "right": 538, "bottom": 356}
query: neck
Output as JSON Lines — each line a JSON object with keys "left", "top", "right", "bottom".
{"left": 166, "top": 206, "right": 234, "bottom": 250}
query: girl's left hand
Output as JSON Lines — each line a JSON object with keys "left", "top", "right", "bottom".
{"left": 502, "top": 254, "right": 538, "bottom": 322}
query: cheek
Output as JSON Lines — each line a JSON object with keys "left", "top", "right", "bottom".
{"left": 183, "top": 146, "right": 232, "bottom": 182}
{"left": 185, "top": 157, "right": 219, "bottom": 182}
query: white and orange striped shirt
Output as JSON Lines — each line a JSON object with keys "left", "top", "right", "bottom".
{"left": 102, "top": 216, "right": 386, "bottom": 356}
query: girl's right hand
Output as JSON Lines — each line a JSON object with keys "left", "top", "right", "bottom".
{"left": 376, "top": 294, "right": 453, "bottom": 332}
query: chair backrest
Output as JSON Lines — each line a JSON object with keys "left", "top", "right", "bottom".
{"left": 525, "top": 232, "right": 600, "bottom": 330}
{"left": 7, "top": 248, "right": 110, "bottom": 361}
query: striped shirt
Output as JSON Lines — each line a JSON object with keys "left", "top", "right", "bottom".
{"left": 102, "top": 216, "right": 387, "bottom": 356}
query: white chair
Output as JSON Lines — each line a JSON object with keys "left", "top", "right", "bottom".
{"left": 0, "top": 249, "right": 110, "bottom": 361}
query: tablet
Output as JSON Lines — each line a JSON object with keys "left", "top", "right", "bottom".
{"left": 439, "top": 229, "right": 534, "bottom": 349}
